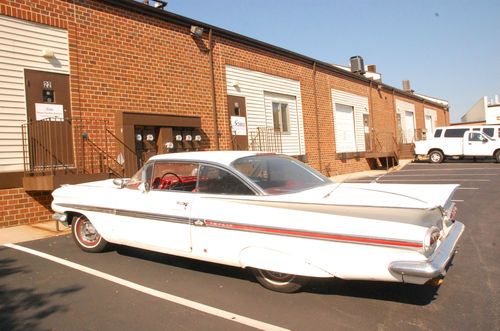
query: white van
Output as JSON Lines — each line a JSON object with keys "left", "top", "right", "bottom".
{"left": 414, "top": 126, "right": 500, "bottom": 163}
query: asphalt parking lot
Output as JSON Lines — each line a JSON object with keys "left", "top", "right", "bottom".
{"left": 1, "top": 161, "right": 499, "bottom": 331}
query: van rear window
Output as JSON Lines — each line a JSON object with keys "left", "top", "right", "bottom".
{"left": 444, "top": 128, "right": 468, "bottom": 138}
{"left": 483, "top": 128, "right": 494, "bottom": 138}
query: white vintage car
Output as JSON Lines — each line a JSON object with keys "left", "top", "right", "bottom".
{"left": 52, "top": 151, "right": 464, "bottom": 292}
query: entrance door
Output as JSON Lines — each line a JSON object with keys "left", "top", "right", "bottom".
{"left": 363, "top": 113, "right": 371, "bottom": 151}
{"left": 228, "top": 95, "right": 248, "bottom": 150}
{"left": 24, "top": 70, "right": 73, "bottom": 168}
{"left": 335, "top": 104, "right": 356, "bottom": 152}
{"left": 425, "top": 115, "right": 433, "bottom": 139}
{"left": 404, "top": 111, "right": 415, "bottom": 143}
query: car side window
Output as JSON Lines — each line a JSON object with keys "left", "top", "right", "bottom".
{"left": 444, "top": 128, "right": 468, "bottom": 138}
{"left": 151, "top": 162, "right": 199, "bottom": 192}
{"left": 197, "top": 165, "right": 254, "bottom": 195}
{"left": 468, "top": 132, "right": 483, "bottom": 142}
{"left": 433, "top": 129, "right": 442, "bottom": 138}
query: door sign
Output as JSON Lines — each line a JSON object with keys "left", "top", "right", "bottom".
{"left": 231, "top": 116, "right": 247, "bottom": 136}
{"left": 35, "top": 103, "right": 64, "bottom": 121}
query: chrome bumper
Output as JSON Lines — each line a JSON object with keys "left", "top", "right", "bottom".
{"left": 389, "top": 221, "right": 465, "bottom": 279}
{"left": 52, "top": 212, "right": 68, "bottom": 227}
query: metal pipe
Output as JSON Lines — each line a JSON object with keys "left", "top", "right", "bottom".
{"left": 312, "top": 62, "right": 322, "bottom": 172}
{"left": 208, "top": 28, "right": 220, "bottom": 150}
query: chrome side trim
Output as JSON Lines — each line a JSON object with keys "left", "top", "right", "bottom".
{"left": 57, "top": 203, "right": 190, "bottom": 225}
{"left": 389, "top": 221, "right": 465, "bottom": 279}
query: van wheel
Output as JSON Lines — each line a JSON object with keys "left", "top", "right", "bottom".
{"left": 71, "top": 215, "right": 109, "bottom": 253}
{"left": 252, "top": 268, "right": 309, "bottom": 293}
{"left": 429, "top": 150, "right": 444, "bottom": 163}
{"left": 495, "top": 150, "right": 500, "bottom": 163}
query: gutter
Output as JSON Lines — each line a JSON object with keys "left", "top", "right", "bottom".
{"left": 98, "top": 0, "right": 448, "bottom": 110}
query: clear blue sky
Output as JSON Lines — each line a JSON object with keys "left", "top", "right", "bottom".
{"left": 165, "top": 0, "right": 500, "bottom": 123}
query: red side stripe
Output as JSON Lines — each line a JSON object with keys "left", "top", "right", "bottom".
{"left": 204, "top": 220, "right": 422, "bottom": 248}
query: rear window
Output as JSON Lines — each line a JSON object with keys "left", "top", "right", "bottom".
{"left": 444, "top": 128, "right": 468, "bottom": 138}
{"left": 482, "top": 128, "right": 494, "bottom": 138}
{"left": 434, "top": 129, "right": 443, "bottom": 138}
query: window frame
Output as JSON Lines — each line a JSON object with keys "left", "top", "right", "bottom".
{"left": 272, "top": 101, "right": 290, "bottom": 134}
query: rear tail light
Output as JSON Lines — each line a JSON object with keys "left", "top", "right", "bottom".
{"left": 423, "top": 227, "right": 441, "bottom": 254}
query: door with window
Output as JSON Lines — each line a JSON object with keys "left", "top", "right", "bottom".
{"left": 463, "top": 132, "right": 491, "bottom": 156}
{"left": 117, "top": 161, "right": 198, "bottom": 253}
{"left": 228, "top": 95, "right": 248, "bottom": 150}
{"left": 24, "top": 70, "right": 73, "bottom": 168}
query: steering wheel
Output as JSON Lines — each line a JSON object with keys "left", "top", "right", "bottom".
{"left": 160, "top": 172, "right": 183, "bottom": 189}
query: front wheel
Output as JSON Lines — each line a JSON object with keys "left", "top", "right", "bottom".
{"left": 428, "top": 150, "right": 444, "bottom": 164}
{"left": 71, "top": 215, "right": 109, "bottom": 253}
{"left": 252, "top": 268, "right": 309, "bottom": 293}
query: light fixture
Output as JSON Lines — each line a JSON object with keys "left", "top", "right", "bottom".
{"left": 165, "top": 142, "right": 174, "bottom": 149}
{"left": 194, "top": 135, "right": 202, "bottom": 142}
{"left": 185, "top": 135, "right": 193, "bottom": 142}
{"left": 232, "top": 80, "right": 240, "bottom": 88}
{"left": 175, "top": 134, "right": 183, "bottom": 141}
{"left": 42, "top": 49, "right": 55, "bottom": 58}
{"left": 190, "top": 25, "right": 204, "bottom": 38}
{"left": 152, "top": 0, "right": 168, "bottom": 9}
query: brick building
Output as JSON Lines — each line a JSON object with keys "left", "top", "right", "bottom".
{"left": 0, "top": 0, "right": 449, "bottom": 228}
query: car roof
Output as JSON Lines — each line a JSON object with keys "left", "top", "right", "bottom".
{"left": 148, "top": 151, "right": 273, "bottom": 167}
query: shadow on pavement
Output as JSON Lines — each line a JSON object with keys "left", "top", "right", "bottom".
{"left": 115, "top": 245, "right": 439, "bottom": 305}
{"left": 0, "top": 248, "right": 84, "bottom": 331}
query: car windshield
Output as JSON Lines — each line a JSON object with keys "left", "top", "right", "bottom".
{"left": 232, "top": 155, "right": 331, "bottom": 194}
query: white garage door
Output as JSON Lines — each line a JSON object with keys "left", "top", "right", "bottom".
{"left": 335, "top": 104, "right": 356, "bottom": 152}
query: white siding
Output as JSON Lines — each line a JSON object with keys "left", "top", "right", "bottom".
{"left": 331, "top": 89, "right": 369, "bottom": 153}
{"left": 0, "top": 15, "right": 69, "bottom": 172}
{"left": 395, "top": 99, "right": 416, "bottom": 143}
{"left": 225, "top": 65, "right": 305, "bottom": 155}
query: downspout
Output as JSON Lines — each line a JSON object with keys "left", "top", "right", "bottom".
{"left": 312, "top": 62, "right": 323, "bottom": 172}
{"left": 208, "top": 28, "right": 220, "bottom": 150}
{"left": 368, "top": 81, "right": 375, "bottom": 152}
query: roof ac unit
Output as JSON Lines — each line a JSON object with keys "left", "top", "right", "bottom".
{"left": 349, "top": 56, "right": 365, "bottom": 75}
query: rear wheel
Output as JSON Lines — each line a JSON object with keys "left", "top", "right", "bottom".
{"left": 71, "top": 215, "right": 109, "bottom": 253}
{"left": 495, "top": 150, "right": 500, "bottom": 163}
{"left": 252, "top": 268, "right": 309, "bottom": 293}
{"left": 429, "top": 150, "right": 444, "bottom": 164}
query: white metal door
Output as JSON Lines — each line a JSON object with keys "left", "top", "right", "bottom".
{"left": 425, "top": 115, "right": 433, "bottom": 139}
{"left": 404, "top": 111, "right": 415, "bottom": 143}
{"left": 335, "top": 104, "right": 356, "bottom": 152}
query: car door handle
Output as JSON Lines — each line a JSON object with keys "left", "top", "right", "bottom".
{"left": 176, "top": 201, "right": 189, "bottom": 207}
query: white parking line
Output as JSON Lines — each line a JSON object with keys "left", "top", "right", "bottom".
{"left": 387, "top": 174, "right": 495, "bottom": 177}
{"left": 401, "top": 167, "right": 499, "bottom": 171}
{"left": 457, "top": 187, "right": 479, "bottom": 190}
{"left": 451, "top": 200, "right": 464, "bottom": 202}
{"left": 377, "top": 179, "right": 490, "bottom": 182}
{"left": 4, "top": 243, "right": 289, "bottom": 331}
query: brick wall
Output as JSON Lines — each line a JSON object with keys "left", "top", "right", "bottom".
{"left": 0, "top": 189, "right": 52, "bottom": 228}
{"left": 0, "top": 0, "right": 449, "bottom": 227}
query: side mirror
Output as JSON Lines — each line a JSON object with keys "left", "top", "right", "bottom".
{"left": 482, "top": 138, "right": 488, "bottom": 143}
{"left": 113, "top": 178, "right": 128, "bottom": 188}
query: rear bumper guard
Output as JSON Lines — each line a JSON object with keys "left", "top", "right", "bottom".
{"left": 389, "top": 221, "right": 465, "bottom": 279}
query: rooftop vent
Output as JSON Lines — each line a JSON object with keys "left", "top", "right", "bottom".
{"left": 142, "top": 0, "right": 168, "bottom": 10}
{"left": 349, "top": 56, "right": 365, "bottom": 75}
{"left": 402, "top": 80, "right": 412, "bottom": 92}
